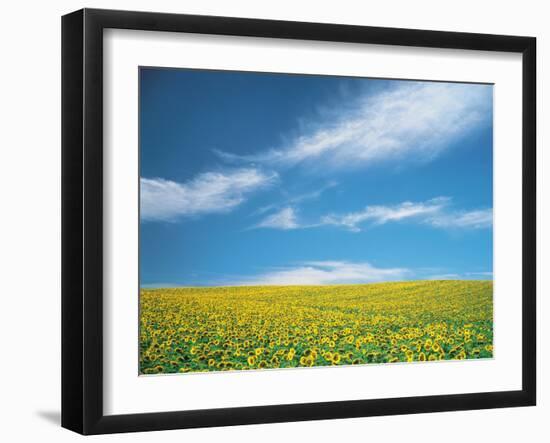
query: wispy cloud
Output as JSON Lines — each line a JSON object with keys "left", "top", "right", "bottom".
{"left": 141, "top": 267, "right": 493, "bottom": 287}
{"left": 234, "top": 261, "right": 410, "bottom": 286}
{"left": 255, "top": 207, "right": 300, "bottom": 230}
{"left": 216, "top": 82, "right": 492, "bottom": 170}
{"left": 140, "top": 282, "right": 183, "bottom": 289}
{"left": 465, "top": 271, "right": 493, "bottom": 277}
{"left": 428, "top": 271, "right": 493, "bottom": 280}
{"left": 426, "top": 273, "right": 462, "bottom": 280}
{"left": 321, "top": 197, "right": 450, "bottom": 232}
{"left": 253, "top": 181, "right": 338, "bottom": 216}
{"left": 425, "top": 208, "right": 493, "bottom": 229}
{"left": 141, "top": 168, "right": 277, "bottom": 222}
{"left": 254, "top": 196, "right": 492, "bottom": 232}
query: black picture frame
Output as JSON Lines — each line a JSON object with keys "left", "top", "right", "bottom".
{"left": 62, "top": 8, "right": 536, "bottom": 435}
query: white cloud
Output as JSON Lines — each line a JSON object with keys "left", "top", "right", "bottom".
{"left": 428, "top": 271, "right": 493, "bottom": 280}
{"left": 140, "top": 282, "right": 182, "bottom": 289}
{"left": 141, "top": 168, "right": 277, "bottom": 222}
{"left": 427, "top": 273, "right": 462, "bottom": 280}
{"left": 235, "top": 261, "right": 410, "bottom": 286}
{"left": 286, "top": 181, "right": 338, "bottom": 205}
{"left": 253, "top": 197, "right": 492, "bottom": 232}
{"left": 425, "top": 208, "right": 493, "bottom": 229}
{"left": 465, "top": 271, "right": 493, "bottom": 277}
{"left": 321, "top": 197, "right": 449, "bottom": 232}
{"left": 216, "top": 82, "right": 492, "bottom": 170}
{"left": 320, "top": 197, "right": 492, "bottom": 232}
{"left": 253, "top": 181, "right": 338, "bottom": 216}
{"left": 255, "top": 207, "right": 299, "bottom": 230}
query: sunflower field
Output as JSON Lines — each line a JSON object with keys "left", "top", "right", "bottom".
{"left": 139, "top": 280, "right": 493, "bottom": 374}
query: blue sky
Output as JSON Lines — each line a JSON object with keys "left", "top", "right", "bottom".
{"left": 139, "top": 68, "right": 493, "bottom": 287}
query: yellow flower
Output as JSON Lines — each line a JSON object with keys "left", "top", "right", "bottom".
{"left": 424, "top": 338, "right": 432, "bottom": 351}
{"left": 139, "top": 280, "right": 493, "bottom": 375}
{"left": 455, "top": 351, "right": 466, "bottom": 360}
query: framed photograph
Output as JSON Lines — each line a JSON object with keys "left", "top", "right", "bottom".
{"left": 62, "top": 8, "right": 536, "bottom": 435}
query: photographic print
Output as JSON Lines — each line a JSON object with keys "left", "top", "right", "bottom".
{"left": 139, "top": 68, "right": 494, "bottom": 375}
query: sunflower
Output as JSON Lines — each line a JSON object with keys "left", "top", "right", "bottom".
{"left": 286, "top": 349, "right": 296, "bottom": 361}
{"left": 424, "top": 338, "right": 432, "bottom": 352}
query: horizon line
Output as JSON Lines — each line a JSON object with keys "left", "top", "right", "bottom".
{"left": 140, "top": 278, "right": 493, "bottom": 290}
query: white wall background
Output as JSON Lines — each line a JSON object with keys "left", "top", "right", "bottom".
{"left": 0, "top": 0, "right": 545, "bottom": 441}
